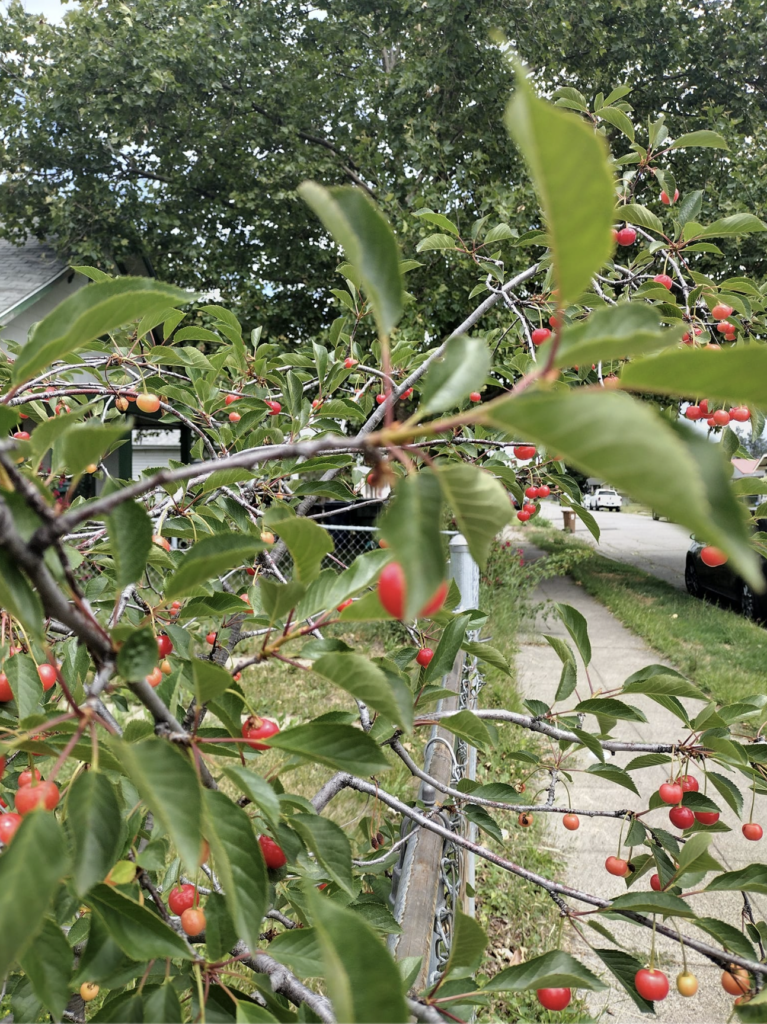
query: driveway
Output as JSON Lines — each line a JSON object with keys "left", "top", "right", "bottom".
{"left": 537, "top": 502, "right": 692, "bottom": 589}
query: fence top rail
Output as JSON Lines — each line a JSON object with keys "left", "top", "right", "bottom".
{"left": 321, "top": 523, "right": 459, "bottom": 535}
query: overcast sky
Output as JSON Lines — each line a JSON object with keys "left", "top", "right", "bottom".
{"left": 3, "top": 0, "right": 77, "bottom": 22}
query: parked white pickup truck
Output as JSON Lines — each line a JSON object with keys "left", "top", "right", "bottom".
{"left": 584, "top": 488, "right": 622, "bottom": 512}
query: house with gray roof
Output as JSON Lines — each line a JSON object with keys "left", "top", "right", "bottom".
{"left": 0, "top": 237, "right": 86, "bottom": 343}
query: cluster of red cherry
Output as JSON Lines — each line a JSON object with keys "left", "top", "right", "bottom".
{"left": 0, "top": 761, "right": 60, "bottom": 847}
{"left": 685, "top": 397, "right": 750, "bottom": 427}
{"left": 224, "top": 392, "right": 281, "bottom": 424}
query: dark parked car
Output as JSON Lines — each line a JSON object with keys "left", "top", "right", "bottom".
{"left": 685, "top": 523, "right": 767, "bottom": 621}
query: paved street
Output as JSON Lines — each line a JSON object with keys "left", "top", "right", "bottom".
{"left": 538, "top": 502, "right": 692, "bottom": 589}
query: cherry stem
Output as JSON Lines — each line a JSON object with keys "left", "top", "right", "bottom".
{"left": 650, "top": 914, "right": 657, "bottom": 971}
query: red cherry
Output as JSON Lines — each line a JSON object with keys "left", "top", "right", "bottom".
{"left": 731, "top": 406, "right": 751, "bottom": 422}
{"left": 377, "top": 562, "right": 447, "bottom": 619}
{"left": 336, "top": 599, "right": 353, "bottom": 612}
{"left": 375, "top": 394, "right": 386, "bottom": 404}
{"left": 206, "top": 632, "right": 217, "bottom": 645}
{"left": 694, "top": 810, "right": 720, "bottom": 825}
{"left": 517, "top": 511, "right": 531, "bottom": 522}
{"left": 37, "top": 664, "right": 57, "bottom": 691}
{"left": 241, "top": 716, "right": 280, "bottom": 751}
{"left": 146, "top": 666, "right": 163, "bottom": 688}
{"left": 536, "top": 988, "right": 571, "bottom": 1011}
{"left": 157, "top": 635, "right": 173, "bottom": 658}
{"left": 246, "top": 566, "right": 256, "bottom": 576}
{"left": 224, "top": 394, "right": 239, "bottom": 405}
{"left": 616, "top": 226, "right": 637, "bottom": 246}
{"left": 685, "top": 405, "right": 702, "bottom": 420}
{"left": 650, "top": 873, "right": 662, "bottom": 891}
{"left": 531, "top": 327, "right": 552, "bottom": 346}
{"left": 269, "top": 401, "right": 281, "bottom": 415}
{"left": 605, "top": 856, "right": 629, "bottom": 877}
{"left": 344, "top": 357, "right": 358, "bottom": 369}
{"left": 701, "top": 546, "right": 727, "bottom": 568}
{"left": 712, "top": 303, "right": 734, "bottom": 320}
{"left": 562, "top": 814, "right": 579, "bottom": 831}
{"left": 669, "top": 806, "right": 694, "bottom": 829}
{"left": 12, "top": 431, "right": 30, "bottom": 441}
{"left": 18, "top": 412, "right": 28, "bottom": 419}
{"left": 518, "top": 812, "right": 533, "bottom": 827}
{"left": 0, "top": 756, "right": 4, "bottom": 780}
{"left": 180, "top": 907, "right": 206, "bottom": 936}
{"left": 716, "top": 321, "right": 732, "bottom": 335}
{"left": 679, "top": 775, "right": 699, "bottom": 792}
{"left": 525, "top": 486, "right": 538, "bottom": 499}
{"left": 170, "top": 600, "right": 182, "bottom": 615}
{"left": 653, "top": 274, "right": 673, "bottom": 290}
{"left": 743, "top": 823, "right": 763, "bottom": 841}
{"left": 548, "top": 314, "right": 561, "bottom": 329}
{"left": 522, "top": 503, "right": 537, "bottom": 515}
{"left": 402, "top": 387, "right": 414, "bottom": 399}
{"left": 699, "top": 399, "right": 709, "bottom": 414}
{"left": 722, "top": 968, "right": 750, "bottom": 995}
{"left": 658, "top": 782, "right": 684, "bottom": 805}
{"left": 513, "top": 445, "right": 536, "bottom": 460}
{"left": 0, "top": 812, "right": 22, "bottom": 844}
{"left": 415, "top": 648, "right": 434, "bottom": 668}
{"left": 537, "top": 485, "right": 550, "bottom": 498}
{"left": 712, "top": 409, "right": 730, "bottom": 426}
{"left": 660, "top": 189, "right": 679, "bottom": 205}
{"left": 0, "top": 673, "right": 12, "bottom": 702}
{"left": 635, "top": 968, "right": 669, "bottom": 1002}
{"left": 706, "top": 416, "right": 716, "bottom": 426}
{"left": 167, "top": 883, "right": 199, "bottom": 915}
{"left": 469, "top": 392, "right": 482, "bottom": 403}
{"left": 18, "top": 768, "right": 42, "bottom": 787}
{"left": 15, "top": 780, "right": 60, "bottom": 815}
{"left": 229, "top": 411, "right": 241, "bottom": 423}
{"left": 259, "top": 834, "right": 287, "bottom": 869}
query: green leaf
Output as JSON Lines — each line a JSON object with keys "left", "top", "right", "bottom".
{"left": 598, "top": 105, "right": 634, "bottom": 141}
{"left": 694, "top": 917, "right": 757, "bottom": 962}
{"left": 676, "top": 832, "right": 723, "bottom": 875}
{"left": 106, "top": 499, "right": 153, "bottom": 589}
{"left": 625, "top": 753, "right": 671, "bottom": 771}
{"left": 192, "top": 658, "right": 233, "bottom": 706}
{"left": 116, "top": 626, "right": 158, "bottom": 682}
{"left": 60, "top": 422, "right": 127, "bottom": 478}
{"left": 413, "top": 210, "right": 460, "bottom": 235}
{"left": 204, "top": 790, "right": 268, "bottom": 954}
{"left": 88, "top": 884, "right": 192, "bottom": 960}
{"left": 5, "top": 653, "right": 44, "bottom": 720}
{"left": 441, "top": 709, "right": 494, "bottom": 749}
{"left": 669, "top": 130, "right": 729, "bottom": 150}
{"left": 165, "top": 534, "right": 267, "bottom": 599}
{"left": 416, "top": 233, "right": 460, "bottom": 252}
{"left": 556, "top": 603, "right": 591, "bottom": 666}
{"left": 420, "top": 336, "right": 491, "bottom": 413}
{"left": 608, "top": 891, "right": 695, "bottom": 918}
{"left": 618, "top": 203, "right": 664, "bottom": 234}
{"left": 443, "top": 910, "right": 488, "bottom": 978}
{"left": 68, "top": 772, "right": 123, "bottom": 897}
{"left": 0, "top": 811, "right": 68, "bottom": 979}
{"left": 590, "top": 948, "right": 653, "bottom": 1013}
{"left": 483, "top": 949, "right": 606, "bottom": 992}
{"left": 478, "top": 387, "right": 761, "bottom": 589}
{"left": 268, "top": 928, "right": 324, "bottom": 978}
{"left": 313, "top": 653, "right": 412, "bottom": 731}
{"left": 505, "top": 70, "right": 614, "bottom": 305}
{"left": 307, "top": 885, "right": 408, "bottom": 1023}
{"left": 299, "top": 183, "right": 403, "bottom": 338}
{"left": 622, "top": 676, "right": 707, "bottom": 701}
{"left": 260, "top": 580, "right": 306, "bottom": 625}
{"left": 462, "top": 641, "right": 512, "bottom": 675}
{"left": 552, "top": 304, "right": 676, "bottom": 369}
{"left": 292, "top": 814, "right": 355, "bottom": 895}
{"left": 143, "top": 984, "right": 184, "bottom": 1024}
{"left": 298, "top": 549, "right": 391, "bottom": 620}
{"left": 12, "top": 278, "right": 190, "bottom": 384}
{"left": 700, "top": 214, "right": 767, "bottom": 238}
{"left": 434, "top": 463, "right": 513, "bottom": 569}
{"left": 267, "top": 723, "right": 390, "bottom": 775}
{"left": 464, "top": 804, "right": 503, "bottom": 844}
{"left": 576, "top": 698, "right": 647, "bottom": 722}
{"left": 221, "top": 766, "right": 281, "bottom": 828}
{"left": 19, "top": 917, "right": 73, "bottom": 1020}
{"left": 621, "top": 346, "right": 767, "bottom": 411}
{"left": 0, "top": 549, "right": 44, "bottom": 640}
{"left": 110, "top": 737, "right": 204, "bottom": 871}
{"left": 706, "top": 864, "right": 767, "bottom": 894}
{"left": 586, "top": 763, "right": 640, "bottom": 795}
{"left": 707, "top": 770, "right": 743, "bottom": 816}
{"left": 379, "top": 471, "right": 444, "bottom": 619}
{"left": 424, "top": 613, "right": 472, "bottom": 683}
{"left": 262, "top": 508, "right": 334, "bottom": 585}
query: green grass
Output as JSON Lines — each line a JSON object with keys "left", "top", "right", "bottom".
{"left": 529, "top": 528, "right": 767, "bottom": 703}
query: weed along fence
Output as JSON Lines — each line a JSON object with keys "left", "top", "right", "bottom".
{"left": 389, "top": 534, "right": 483, "bottom": 988}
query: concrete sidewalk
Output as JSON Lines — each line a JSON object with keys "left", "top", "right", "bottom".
{"left": 510, "top": 531, "right": 767, "bottom": 1022}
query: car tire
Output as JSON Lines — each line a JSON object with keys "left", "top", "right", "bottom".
{"left": 685, "top": 557, "right": 702, "bottom": 598}
{"left": 741, "top": 582, "right": 764, "bottom": 623}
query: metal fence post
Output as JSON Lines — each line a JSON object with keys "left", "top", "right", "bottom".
{"left": 389, "top": 534, "right": 482, "bottom": 988}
